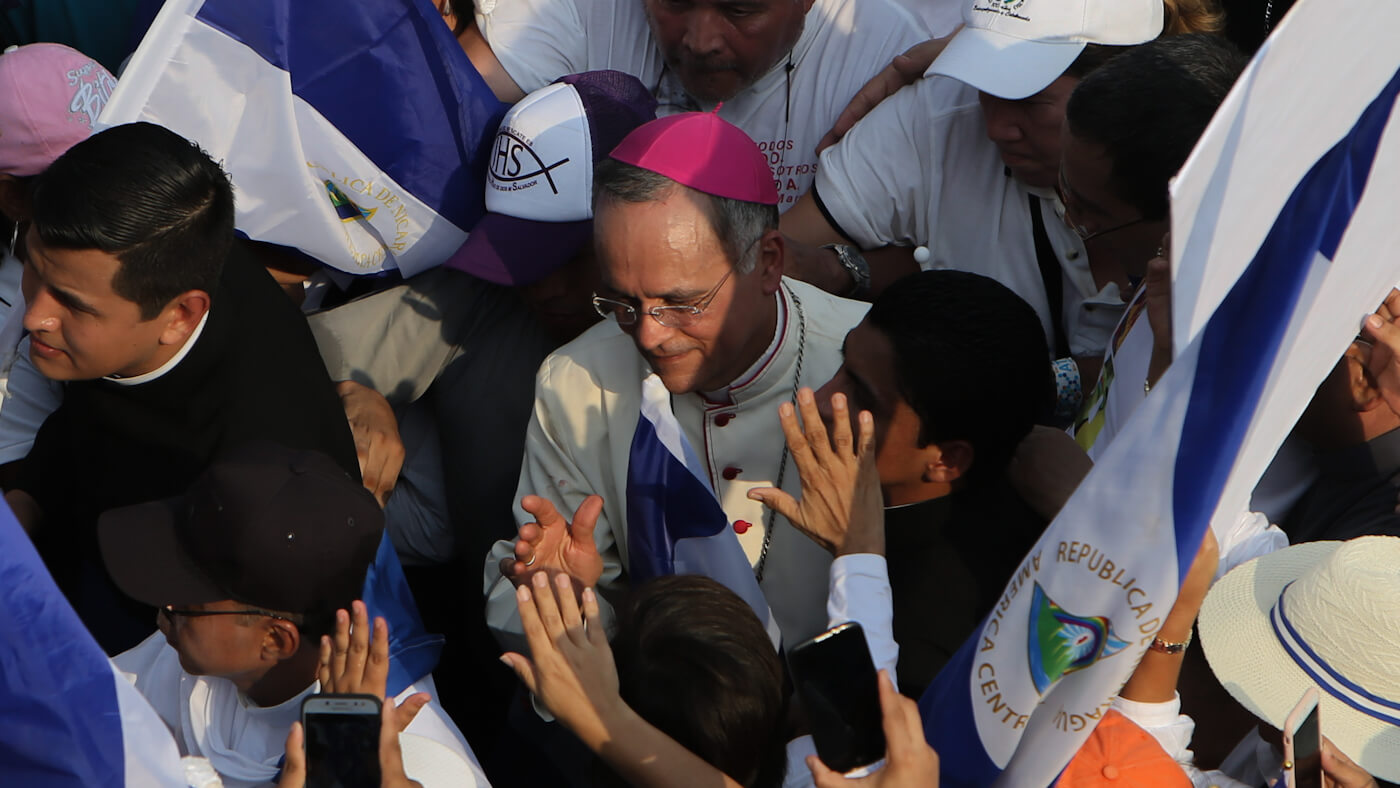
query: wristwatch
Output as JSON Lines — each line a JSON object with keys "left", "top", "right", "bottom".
{"left": 1148, "top": 630, "right": 1192, "bottom": 655}
{"left": 821, "top": 243, "right": 871, "bottom": 299}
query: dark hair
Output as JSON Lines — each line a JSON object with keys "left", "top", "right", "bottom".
{"left": 437, "top": 0, "right": 474, "bottom": 35}
{"left": 610, "top": 575, "right": 788, "bottom": 788}
{"left": 1064, "top": 43, "right": 1137, "bottom": 81}
{"left": 1066, "top": 34, "right": 1246, "bottom": 220}
{"left": 867, "top": 270, "right": 1052, "bottom": 483}
{"left": 593, "top": 158, "right": 778, "bottom": 273}
{"left": 31, "top": 121, "right": 234, "bottom": 319}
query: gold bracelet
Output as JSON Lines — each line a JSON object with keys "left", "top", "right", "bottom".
{"left": 1148, "top": 630, "right": 1192, "bottom": 655}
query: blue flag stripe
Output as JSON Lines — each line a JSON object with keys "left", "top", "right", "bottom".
{"left": 626, "top": 412, "right": 732, "bottom": 581}
{"left": 0, "top": 502, "right": 124, "bottom": 785}
{"left": 194, "top": 0, "right": 506, "bottom": 230}
{"left": 1171, "top": 63, "right": 1400, "bottom": 581}
{"left": 919, "top": 636, "right": 999, "bottom": 787}
{"left": 361, "top": 530, "right": 443, "bottom": 695}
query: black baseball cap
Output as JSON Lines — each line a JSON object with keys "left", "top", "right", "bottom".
{"left": 97, "top": 441, "right": 383, "bottom": 616}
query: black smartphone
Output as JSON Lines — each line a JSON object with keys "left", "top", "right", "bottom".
{"left": 787, "top": 621, "right": 886, "bottom": 774}
{"left": 301, "top": 693, "right": 383, "bottom": 788}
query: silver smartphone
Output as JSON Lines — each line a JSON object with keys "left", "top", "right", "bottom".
{"left": 301, "top": 693, "right": 382, "bottom": 788}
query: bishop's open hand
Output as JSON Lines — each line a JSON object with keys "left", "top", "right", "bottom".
{"left": 500, "top": 494, "right": 606, "bottom": 596}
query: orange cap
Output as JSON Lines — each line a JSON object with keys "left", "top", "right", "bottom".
{"left": 1056, "top": 709, "right": 1192, "bottom": 787}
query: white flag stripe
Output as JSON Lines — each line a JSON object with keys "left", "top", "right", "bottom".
{"left": 101, "top": 0, "right": 469, "bottom": 276}
{"left": 1170, "top": 0, "right": 1400, "bottom": 350}
{"left": 109, "top": 662, "right": 186, "bottom": 788}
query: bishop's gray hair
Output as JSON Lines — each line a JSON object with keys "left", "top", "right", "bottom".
{"left": 593, "top": 158, "right": 777, "bottom": 274}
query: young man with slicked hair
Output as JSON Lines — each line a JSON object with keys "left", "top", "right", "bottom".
{"left": 5, "top": 122, "right": 361, "bottom": 654}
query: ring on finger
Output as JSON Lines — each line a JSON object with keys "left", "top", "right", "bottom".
{"left": 524, "top": 554, "right": 536, "bottom": 567}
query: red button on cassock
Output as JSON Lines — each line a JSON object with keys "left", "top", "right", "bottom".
{"left": 715, "top": 413, "right": 734, "bottom": 427}
{"left": 722, "top": 466, "right": 741, "bottom": 480}
{"left": 733, "top": 520, "right": 752, "bottom": 534}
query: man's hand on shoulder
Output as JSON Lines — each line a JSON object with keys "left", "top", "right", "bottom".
{"left": 338, "top": 380, "right": 404, "bottom": 508}
{"left": 501, "top": 494, "right": 606, "bottom": 597}
{"left": 815, "top": 34, "right": 956, "bottom": 154}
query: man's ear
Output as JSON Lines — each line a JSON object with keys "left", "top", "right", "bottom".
{"left": 157, "top": 290, "right": 211, "bottom": 346}
{"left": 262, "top": 619, "right": 302, "bottom": 663}
{"left": 923, "top": 440, "right": 974, "bottom": 484}
{"left": 757, "top": 228, "right": 785, "bottom": 295}
{"left": 1346, "top": 342, "right": 1386, "bottom": 412}
{"left": 0, "top": 175, "right": 31, "bottom": 223}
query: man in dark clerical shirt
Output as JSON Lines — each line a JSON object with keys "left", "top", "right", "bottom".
{"left": 1282, "top": 335, "right": 1400, "bottom": 544}
{"left": 812, "top": 269, "right": 1052, "bottom": 697}
{"left": 4, "top": 122, "right": 360, "bottom": 654}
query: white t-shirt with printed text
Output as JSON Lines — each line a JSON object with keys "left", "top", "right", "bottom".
{"left": 475, "top": 0, "right": 927, "bottom": 209}
{"left": 814, "top": 76, "right": 1126, "bottom": 358}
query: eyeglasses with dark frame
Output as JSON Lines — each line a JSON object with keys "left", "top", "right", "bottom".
{"left": 1055, "top": 167, "right": 1151, "bottom": 243}
{"left": 160, "top": 605, "right": 298, "bottom": 624}
{"left": 592, "top": 267, "right": 735, "bottom": 328}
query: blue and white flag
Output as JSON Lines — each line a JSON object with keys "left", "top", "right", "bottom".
{"left": 101, "top": 0, "right": 506, "bottom": 277}
{"left": 362, "top": 530, "right": 444, "bottom": 696}
{"left": 626, "top": 373, "right": 782, "bottom": 648}
{"left": 0, "top": 500, "right": 186, "bottom": 787}
{"left": 920, "top": 1, "right": 1400, "bottom": 784}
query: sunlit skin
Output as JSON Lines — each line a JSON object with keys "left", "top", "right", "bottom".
{"left": 20, "top": 227, "right": 207, "bottom": 381}
{"left": 814, "top": 319, "right": 970, "bottom": 506}
{"left": 593, "top": 187, "right": 783, "bottom": 395}
{"left": 978, "top": 76, "right": 1080, "bottom": 190}
{"left": 157, "top": 599, "right": 316, "bottom": 707}
{"left": 643, "top": 0, "right": 814, "bottom": 103}
{"left": 158, "top": 601, "right": 284, "bottom": 687}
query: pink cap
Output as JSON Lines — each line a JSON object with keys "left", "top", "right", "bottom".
{"left": 0, "top": 44, "right": 116, "bottom": 177}
{"left": 609, "top": 111, "right": 778, "bottom": 205}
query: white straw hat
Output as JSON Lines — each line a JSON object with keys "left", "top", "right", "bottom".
{"left": 925, "top": 0, "right": 1163, "bottom": 99}
{"left": 1198, "top": 537, "right": 1400, "bottom": 783}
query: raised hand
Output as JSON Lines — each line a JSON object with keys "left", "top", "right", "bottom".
{"left": 318, "top": 600, "right": 430, "bottom": 734}
{"left": 749, "top": 388, "right": 883, "bottom": 557}
{"left": 1362, "top": 288, "right": 1400, "bottom": 415}
{"left": 500, "top": 494, "right": 606, "bottom": 593}
{"left": 500, "top": 573, "right": 625, "bottom": 751}
{"left": 807, "top": 671, "right": 940, "bottom": 787}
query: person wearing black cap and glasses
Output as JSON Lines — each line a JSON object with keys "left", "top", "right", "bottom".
{"left": 101, "top": 442, "right": 488, "bottom": 788}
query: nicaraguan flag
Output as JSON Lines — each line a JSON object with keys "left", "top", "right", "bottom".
{"left": 919, "top": 2, "right": 1400, "bottom": 784}
{"left": 100, "top": 0, "right": 506, "bottom": 276}
{"left": 627, "top": 373, "right": 781, "bottom": 647}
{"left": 0, "top": 500, "right": 186, "bottom": 787}
{"left": 362, "top": 530, "right": 444, "bottom": 695}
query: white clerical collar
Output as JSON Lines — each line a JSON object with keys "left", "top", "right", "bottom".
{"left": 701, "top": 289, "right": 786, "bottom": 404}
{"left": 105, "top": 309, "right": 210, "bottom": 386}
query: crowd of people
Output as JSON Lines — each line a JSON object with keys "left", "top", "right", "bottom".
{"left": 4, "top": 0, "right": 1400, "bottom": 785}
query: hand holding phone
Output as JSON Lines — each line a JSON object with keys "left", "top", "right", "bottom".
{"left": 301, "top": 693, "right": 383, "bottom": 788}
{"left": 1282, "top": 687, "right": 1322, "bottom": 788}
{"left": 789, "top": 621, "right": 887, "bottom": 774}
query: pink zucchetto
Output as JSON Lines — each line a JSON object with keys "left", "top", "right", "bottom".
{"left": 608, "top": 110, "right": 779, "bottom": 206}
